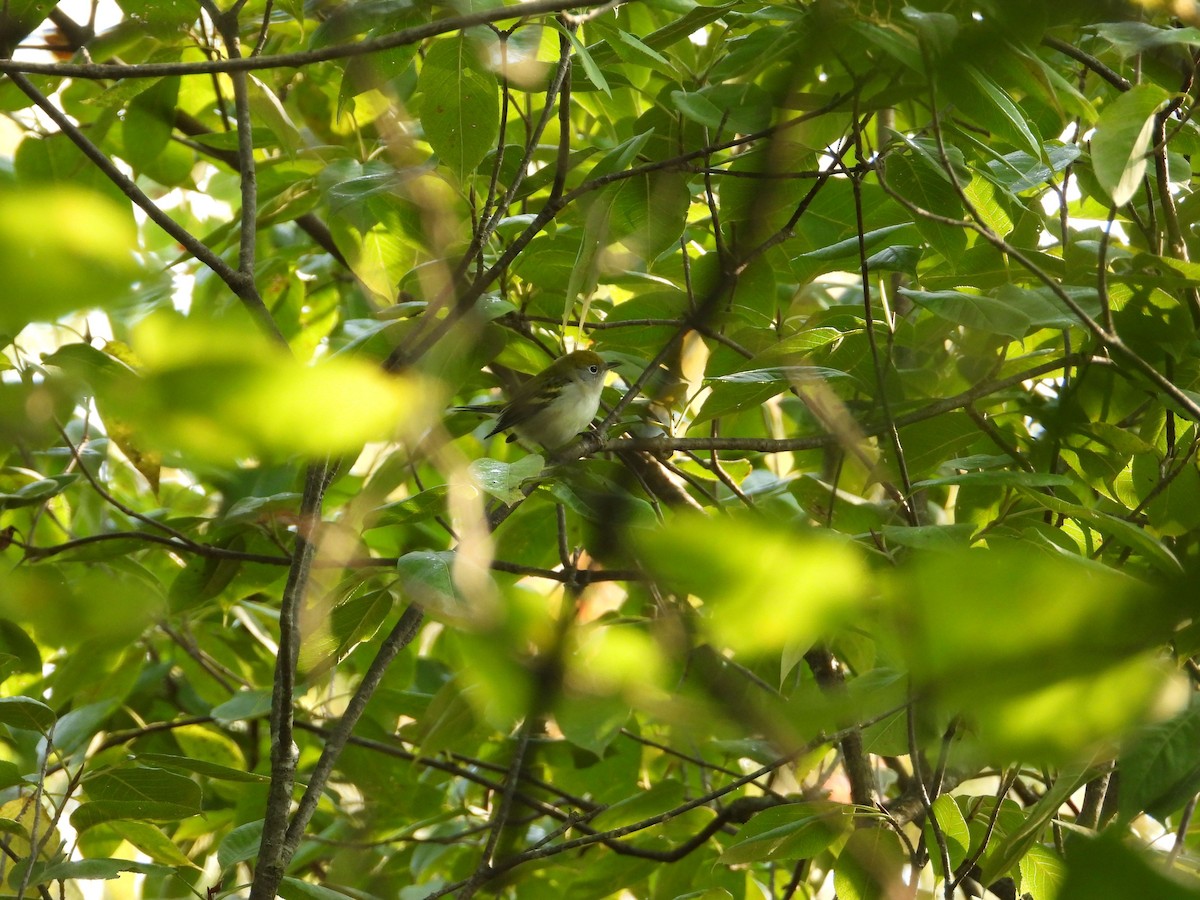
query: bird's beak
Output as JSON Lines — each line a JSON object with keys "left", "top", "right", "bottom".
{"left": 604, "top": 360, "right": 620, "bottom": 371}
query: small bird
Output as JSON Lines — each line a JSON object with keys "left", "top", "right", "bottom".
{"left": 471, "top": 349, "right": 615, "bottom": 451}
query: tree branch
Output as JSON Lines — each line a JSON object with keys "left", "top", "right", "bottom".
{"left": 0, "top": 0, "right": 620, "bottom": 78}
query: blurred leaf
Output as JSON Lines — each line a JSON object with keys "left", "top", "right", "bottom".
{"left": 0, "top": 0, "right": 56, "bottom": 54}
{"left": 888, "top": 548, "right": 1183, "bottom": 758}
{"left": 641, "top": 516, "right": 870, "bottom": 655}
{"left": 279, "top": 877, "right": 360, "bottom": 900}
{"left": 98, "top": 313, "right": 433, "bottom": 464}
{"left": 1059, "top": 832, "right": 1200, "bottom": 900}
{"left": 0, "top": 187, "right": 138, "bottom": 336}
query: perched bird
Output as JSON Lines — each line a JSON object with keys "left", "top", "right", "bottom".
{"left": 471, "top": 349, "right": 615, "bottom": 451}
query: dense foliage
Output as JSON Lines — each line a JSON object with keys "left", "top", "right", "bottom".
{"left": 3, "top": 0, "right": 1200, "bottom": 897}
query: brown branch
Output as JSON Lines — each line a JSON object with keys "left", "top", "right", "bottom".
{"left": 0, "top": 0, "right": 619, "bottom": 78}
{"left": 280, "top": 605, "right": 426, "bottom": 862}
{"left": 249, "top": 461, "right": 329, "bottom": 900}
{"left": 1040, "top": 35, "right": 1132, "bottom": 92}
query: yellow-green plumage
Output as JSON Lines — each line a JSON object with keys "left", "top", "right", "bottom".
{"left": 486, "top": 350, "right": 611, "bottom": 449}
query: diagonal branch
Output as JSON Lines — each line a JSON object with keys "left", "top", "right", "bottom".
{"left": 4, "top": 71, "right": 285, "bottom": 346}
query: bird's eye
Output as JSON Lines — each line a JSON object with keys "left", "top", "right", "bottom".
{"left": 589, "top": 365, "right": 599, "bottom": 374}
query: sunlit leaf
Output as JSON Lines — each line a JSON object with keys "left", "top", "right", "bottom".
{"left": 641, "top": 516, "right": 870, "bottom": 655}
{"left": 1091, "top": 83, "right": 1170, "bottom": 206}
{"left": 0, "top": 187, "right": 138, "bottom": 336}
{"left": 96, "top": 313, "right": 434, "bottom": 464}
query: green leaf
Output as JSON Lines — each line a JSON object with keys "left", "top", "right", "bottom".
{"left": 1059, "top": 832, "right": 1200, "bottom": 900}
{"left": 789, "top": 476, "right": 890, "bottom": 534}
{"left": 899, "top": 288, "right": 1032, "bottom": 338}
{"left": 71, "top": 799, "right": 200, "bottom": 831}
{"left": 218, "top": 819, "right": 264, "bottom": 871}
{"left": 607, "top": 171, "right": 691, "bottom": 262}
{"left": 0, "top": 696, "right": 55, "bottom": 734}
{"left": 924, "top": 795, "right": 970, "bottom": 877}
{"left": 418, "top": 34, "right": 500, "bottom": 179}
{"left": 53, "top": 700, "right": 119, "bottom": 754}
{"left": 555, "top": 692, "right": 629, "bottom": 756}
{"left": 279, "top": 877, "right": 360, "bottom": 900}
{"left": 1015, "top": 487, "right": 1182, "bottom": 575}
{"left": 99, "top": 312, "right": 431, "bottom": 464}
{"left": 29, "top": 858, "right": 176, "bottom": 883}
{"left": 882, "top": 152, "right": 967, "bottom": 262}
{"left": 720, "top": 802, "right": 853, "bottom": 864}
{"left": 368, "top": 486, "right": 452, "bottom": 527}
{"left": 0, "top": 473, "right": 77, "bottom": 510}
{"left": 641, "top": 516, "right": 870, "bottom": 655}
{"left": 1118, "top": 698, "right": 1200, "bottom": 821}
{"left": 910, "top": 471, "right": 1073, "bottom": 490}
{"left": 1091, "top": 83, "right": 1170, "bottom": 206}
{"left": 556, "top": 23, "right": 610, "bottom": 96}
{"left": 696, "top": 365, "right": 858, "bottom": 425}
{"left": 108, "top": 820, "right": 199, "bottom": 867}
{"left": 1019, "top": 844, "right": 1066, "bottom": 900}
{"left": 84, "top": 765, "right": 202, "bottom": 806}
{"left": 1092, "top": 21, "right": 1200, "bottom": 54}
{"left": 979, "top": 764, "right": 1092, "bottom": 883}
{"left": 396, "top": 550, "right": 472, "bottom": 623}
{"left": 586, "top": 132, "right": 654, "bottom": 183}
{"left": 138, "top": 753, "right": 269, "bottom": 783}
{"left": 0, "top": 620, "right": 38, "bottom": 675}
{"left": 0, "top": 187, "right": 138, "bottom": 336}
{"left": 468, "top": 455, "right": 544, "bottom": 505}
{"left": 299, "top": 587, "right": 395, "bottom": 677}
{"left": 121, "top": 77, "right": 179, "bottom": 173}
{"left": 985, "top": 143, "right": 1080, "bottom": 194}
{"left": 879, "top": 523, "right": 977, "bottom": 550}
{"left": 832, "top": 826, "right": 906, "bottom": 900}
{"left": 951, "top": 66, "right": 1044, "bottom": 159}
{"left": 211, "top": 690, "right": 272, "bottom": 723}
